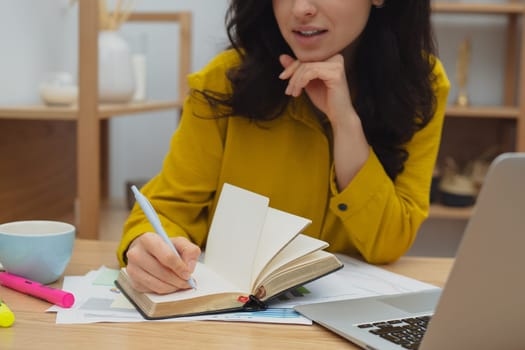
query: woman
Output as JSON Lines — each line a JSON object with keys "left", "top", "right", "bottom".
{"left": 118, "top": 0, "right": 450, "bottom": 294}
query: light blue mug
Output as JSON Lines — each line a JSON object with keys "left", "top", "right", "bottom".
{"left": 0, "top": 220, "right": 75, "bottom": 284}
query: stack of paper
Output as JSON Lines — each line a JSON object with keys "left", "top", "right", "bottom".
{"left": 47, "top": 266, "right": 311, "bottom": 325}
{"left": 47, "top": 255, "right": 438, "bottom": 325}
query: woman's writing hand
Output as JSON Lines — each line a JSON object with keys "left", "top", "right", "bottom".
{"left": 278, "top": 53, "right": 356, "bottom": 127}
{"left": 125, "top": 232, "right": 201, "bottom": 294}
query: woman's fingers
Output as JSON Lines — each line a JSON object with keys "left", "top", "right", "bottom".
{"left": 125, "top": 233, "right": 199, "bottom": 293}
{"left": 279, "top": 54, "right": 296, "bottom": 69}
{"left": 172, "top": 236, "right": 201, "bottom": 274}
{"left": 279, "top": 54, "right": 300, "bottom": 80}
{"left": 278, "top": 54, "right": 353, "bottom": 118}
{"left": 126, "top": 262, "right": 187, "bottom": 294}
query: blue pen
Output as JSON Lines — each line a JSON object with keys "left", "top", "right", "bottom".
{"left": 131, "top": 185, "right": 197, "bottom": 290}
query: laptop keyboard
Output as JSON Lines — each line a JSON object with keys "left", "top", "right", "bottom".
{"left": 357, "top": 316, "right": 431, "bottom": 350}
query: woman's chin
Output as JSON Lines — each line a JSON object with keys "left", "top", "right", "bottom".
{"left": 294, "top": 53, "right": 331, "bottom": 62}
{"left": 292, "top": 48, "right": 342, "bottom": 63}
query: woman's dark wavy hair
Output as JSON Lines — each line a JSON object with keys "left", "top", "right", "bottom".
{"left": 201, "top": 0, "right": 437, "bottom": 180}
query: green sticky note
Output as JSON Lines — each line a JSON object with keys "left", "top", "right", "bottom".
{"left": 93, "top": 268, "right": 120, "bottom": 286}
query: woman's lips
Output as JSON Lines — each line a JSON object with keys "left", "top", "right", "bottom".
{"left": 290, "top": 28, "right": 328, "bottom": 49}
{"left": 292, "top": 29, "right": 328, "bottom": 37}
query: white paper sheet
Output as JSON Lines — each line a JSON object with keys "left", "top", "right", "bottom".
{"left": 268, "top": 254, "right": 439, "bottom": 309}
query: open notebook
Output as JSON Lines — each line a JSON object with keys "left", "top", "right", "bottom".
{"left": 117, "top": 183, "right": 342, "bottom": 319}
{"left": 295, "top": 152, "right": 525, "bottom": 350}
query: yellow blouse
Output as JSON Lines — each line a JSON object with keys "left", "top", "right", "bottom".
{"left": 117, "top": 49, "right": 450, "bottom": 266}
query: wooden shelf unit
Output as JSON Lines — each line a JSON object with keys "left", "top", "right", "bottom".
{"left": 0, "top": 3, "right": 192, "bottom": 239}
{"left": 429, "top": 1, "right": 525, "bottom": 219}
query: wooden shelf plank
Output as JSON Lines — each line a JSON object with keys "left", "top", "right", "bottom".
{"left": 429, "top": 204, "right": 473, "bottom": 220}
{"left": 432, "top": 2, "right": 525, "bottom": 15}
{"left": 98, "top": 100, "right": 182, "bottom": 119}
{"left": 0, "top": 100, "right": 181, "bottom": 121}
{"left": 128, "top": 12, "right": 188, "bottom": 22}
{"left": 0, "top": 105, "right": 77, "bottom": 120}
{"left": 445, "top": 105, "right": 519, "bottom": 119}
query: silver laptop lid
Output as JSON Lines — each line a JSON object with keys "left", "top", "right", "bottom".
{"left": 421, "top": 152, "right": 525, "bottom": 349}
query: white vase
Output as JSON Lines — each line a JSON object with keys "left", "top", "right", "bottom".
{"left": 98, "top": 31, "right": 135, "bottom": 103}
{"left": 132, "top": 53, "right": 147, "bottom": 101}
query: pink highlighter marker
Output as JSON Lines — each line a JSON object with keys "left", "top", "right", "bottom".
{"left": 0, "top": 272, "right": 75, "bottom": 308}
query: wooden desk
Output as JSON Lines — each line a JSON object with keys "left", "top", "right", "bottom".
{"left": 0, "top": 240, "right": 453, "bottom": 350}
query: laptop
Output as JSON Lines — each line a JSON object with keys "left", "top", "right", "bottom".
{"left": 295, "top": 152, "right": 525, "bottom": 350}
